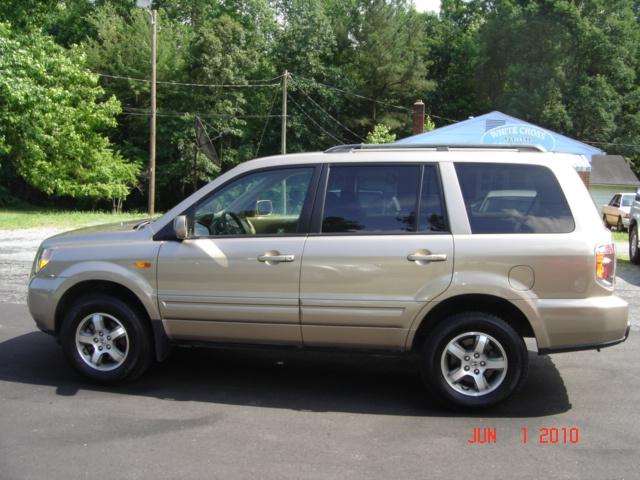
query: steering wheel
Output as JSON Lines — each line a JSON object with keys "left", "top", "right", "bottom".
{"left": 211, "top": 211, "right": 255, "bottom": 235}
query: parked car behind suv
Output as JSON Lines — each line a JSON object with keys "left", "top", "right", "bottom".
{"left": 629, "top": 188, "right": 640, "bottom": 264}
{"left": 601, "top": 192, "right": 635, "bottom": 231}
{"left": 28, "top": 145, "right": 630, "bottom": 409}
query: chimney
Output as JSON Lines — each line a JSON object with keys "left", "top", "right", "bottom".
{"left": 578, "top": 171, "right": 590, "bottom": 188}
{"left": 412, "top": 99, "right": 425, "bottom": 135}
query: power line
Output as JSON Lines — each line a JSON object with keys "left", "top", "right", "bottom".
{"left": 287, "top": 94, "right": 346, "bottom": 145}
{"left": 291, "top": 73, "right": 463, "bottom": 125}
{"left": 293, "top": 80, "right": 366, "bottom": 142}
{"left": 291, "top": 73, "right": 411, "bottom": 112}
{"left": 119, "top": 109, "right": 283, "bottom": 119}
{"left": 428, "top": 113, "right": 460, "bottom": 124}
{"left": 96, "top": 72, "right": 280, "bottom": 88}
{"left": 581, "top": 140, "right": 640, "bottom": 148}
{"left": 255, "top": 88, "right": 281, "bottom": 157}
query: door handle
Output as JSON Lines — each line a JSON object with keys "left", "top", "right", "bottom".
{"left": 258, "top": 253, "right": 295, "bottom": 263}
{"left": 407, "top": 253, "right": 448, "bottom": 263}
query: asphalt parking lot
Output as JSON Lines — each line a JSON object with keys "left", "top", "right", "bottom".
{"left": 1, "top": 229, "right": 639, "bottom": 479}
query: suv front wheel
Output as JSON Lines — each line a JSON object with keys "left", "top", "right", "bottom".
{"left": 60, "top": 294, "right": 153, "bottom": 383}
{"left": 420, "top": 312, "right": 528, "bottom": 409}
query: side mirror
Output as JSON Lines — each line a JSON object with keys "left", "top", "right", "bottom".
{"left": 173, "top": 215, "right": 188, "bottom": 240}
{"left": 256, "top": 199, "right": 273, "bottom": 216}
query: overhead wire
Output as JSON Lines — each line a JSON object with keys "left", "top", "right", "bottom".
{"left": 96, "top": 72, "right": 280, "bottom": 88}
{"left": 101, "top": 70, "right": 466, "bottom": 140}
{"left": 287, "top": 93, "right": 347, "bottom": 145}
{"left": 580, "top": 140, "right": 640, "bottom": 149}
{"left": 120, "top": 107, "right": 282, "bottom": 119}
{"left": 291, "top": 73, "right": 411, "bottom": 112}
{"left": 293, "top": 80, "right": 366, "bottom": 142}
{"left": 255, "top": 87, "right": 281, "bottom": 157}
{"left": 428, "top": 113, "right": 460, "bottom": 124}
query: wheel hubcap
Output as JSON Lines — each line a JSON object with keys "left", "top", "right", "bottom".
{"left": 441, "top": 332, "right": 508, "bottom": 397}
{"left": 75, "top": 313, "right": 129, "bottom": 372}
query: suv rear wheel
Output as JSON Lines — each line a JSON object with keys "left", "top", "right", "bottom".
{"left": 630, "top": 224, "right": 640, "bottom": 265}
{"left": 420, "top": 312, "right": 528, "bottom": 409}
{"left": 60, "top": 294, "right": 153, "bottom": 383}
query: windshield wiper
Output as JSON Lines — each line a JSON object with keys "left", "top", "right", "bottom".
{"left": 133, "top": 219, "right": 152, "bottom": 230}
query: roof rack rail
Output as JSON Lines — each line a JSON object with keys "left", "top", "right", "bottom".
{"left": 324, "top": 143, "right": 546, "bottom": 153}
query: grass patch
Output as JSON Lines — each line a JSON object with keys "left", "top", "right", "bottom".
{"left": 611, "top": 230, "right": 628, "bottom": 242}
{"left": 0, "top": 208, "right": 152, "bottom": 229}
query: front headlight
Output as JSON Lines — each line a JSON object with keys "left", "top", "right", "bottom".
{"left": 35, "top": 248, "right": 53, "bottom": 273}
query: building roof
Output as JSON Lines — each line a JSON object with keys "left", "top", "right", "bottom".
{"left": 396, "top": 111, "right": 604, "bottom": 161}
{"left": 590, "top": 155, "right": 640, "bottom": 187}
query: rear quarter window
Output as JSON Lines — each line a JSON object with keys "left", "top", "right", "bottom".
{"left": 455, "top": 163, "right": 575, "bottom": 234}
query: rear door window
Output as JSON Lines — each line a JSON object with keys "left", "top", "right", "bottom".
{"left": 418, "top": 165, "right": 448, "bottom": 232}
{"left": 322, "top": 164, "right": 420, "bottom": 233}
{"left": 455, "top": 163, "right": 574, "bottom": 234}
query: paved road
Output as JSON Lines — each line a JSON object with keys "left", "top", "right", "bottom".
{"left": 1, "top": 303, "right": 639, "bottom": 479}
{"left": 1, "top": 229, "right": 639, "bottom": 479}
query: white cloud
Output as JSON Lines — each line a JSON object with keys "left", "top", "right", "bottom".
{"left": 413, "top": 0, "right": 441, "bottom": 13}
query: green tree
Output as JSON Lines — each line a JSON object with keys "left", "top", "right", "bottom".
{"left": 475, "top": 0, "right": 640, "bottom": 172}
{"left": 83, "top": 5, "right": 276, "bottom": 206}
{"left": 350, "top": 0, "right": 433, "bottom": 132}
{"left": 424, "top": 0, "right": 486, "bottom": 123}
{"left": 0, "top": 23, "right": 139, "bottom": 203}
{"left": 476, "top": 0, "right": 639, "bottom": 137}
{"left": 366, "top": 123, "right": 396, "bottom": 143}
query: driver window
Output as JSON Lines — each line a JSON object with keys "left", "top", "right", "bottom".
{"left": 192, "top": 167, "right": 314, "bottom": 237}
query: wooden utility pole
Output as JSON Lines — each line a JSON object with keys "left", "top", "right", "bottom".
{"left": 148, "top": 9, "right": 157, "bottom": 216}
{"left": 281, "top": 70, "right": 288, "bottom": 155}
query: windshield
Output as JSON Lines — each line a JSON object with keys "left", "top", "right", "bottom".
{"left": 621, "top": 195, "right": 634, "bottom": 207}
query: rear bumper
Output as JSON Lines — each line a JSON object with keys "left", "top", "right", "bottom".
{"left": 538, "top": 324, "right": 630, "bottom": 354}
{"left": 533, "top": 295, "right": 629, "bottom": 352}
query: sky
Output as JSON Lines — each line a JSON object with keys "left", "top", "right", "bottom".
{"left": 413, "top": 0, "right": 441, "bottom": 13}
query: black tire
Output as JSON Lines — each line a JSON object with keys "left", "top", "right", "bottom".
{"left": 617, "top": 216, "right": 624, "bottom": 232}
{"left": 630, "top": 224, "right": 640, "bottom": 265}
{"left": 420, "top": 312, "right": 528, "bottom": 409}
{"left": 603, "top": 214, "right": 610, "bottom": 229}
{"left": 60, "top": 294, "right": 153, "bottom": 383}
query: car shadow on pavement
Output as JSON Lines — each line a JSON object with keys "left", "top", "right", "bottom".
{"left": 0, "top": 331, "right": 570, "bottom": 418}
{"left": 617, "top": 262, "right": 640, "bottom": 287}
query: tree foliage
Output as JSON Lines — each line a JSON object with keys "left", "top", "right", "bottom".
{"left": 366, "top": 123, "right": 397, "bottom": 143}
{"left": 0, "top": 22, "right": 139, "bottom": 202}
{"left": 2, "top": 0, "right": 640, "bottom": 210}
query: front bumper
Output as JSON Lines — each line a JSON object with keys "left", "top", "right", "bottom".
{"left": 27, "top": 275, "right": 66, "bottom": 334}
{"left": 534, "top": 295, "right": 629, "bottom": 353}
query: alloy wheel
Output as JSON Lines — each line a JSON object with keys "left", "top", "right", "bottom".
{"left": 75, "top": 313, "right": 129, "bottom": 372}
{"left": 440, "top": 332, "right": 508, "bottom": 397}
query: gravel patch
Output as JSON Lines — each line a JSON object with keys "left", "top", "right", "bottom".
{"left": 0, "top": 229, "right": 63, "bottom": 303}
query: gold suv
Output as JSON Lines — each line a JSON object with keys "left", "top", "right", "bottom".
{"left": 28, "top": 144, "right": 630, "bottom": 408}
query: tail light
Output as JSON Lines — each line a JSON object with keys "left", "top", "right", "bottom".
{"left": 595, "top": 243, "right": 615, "bottom": 287}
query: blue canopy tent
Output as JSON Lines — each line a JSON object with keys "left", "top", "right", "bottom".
{"left": 396, "top": 111, "right": 603, "bottom": 170}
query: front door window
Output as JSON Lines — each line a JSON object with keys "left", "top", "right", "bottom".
{"left": 192, "top": 167, "right": 314, "bottom": 237}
